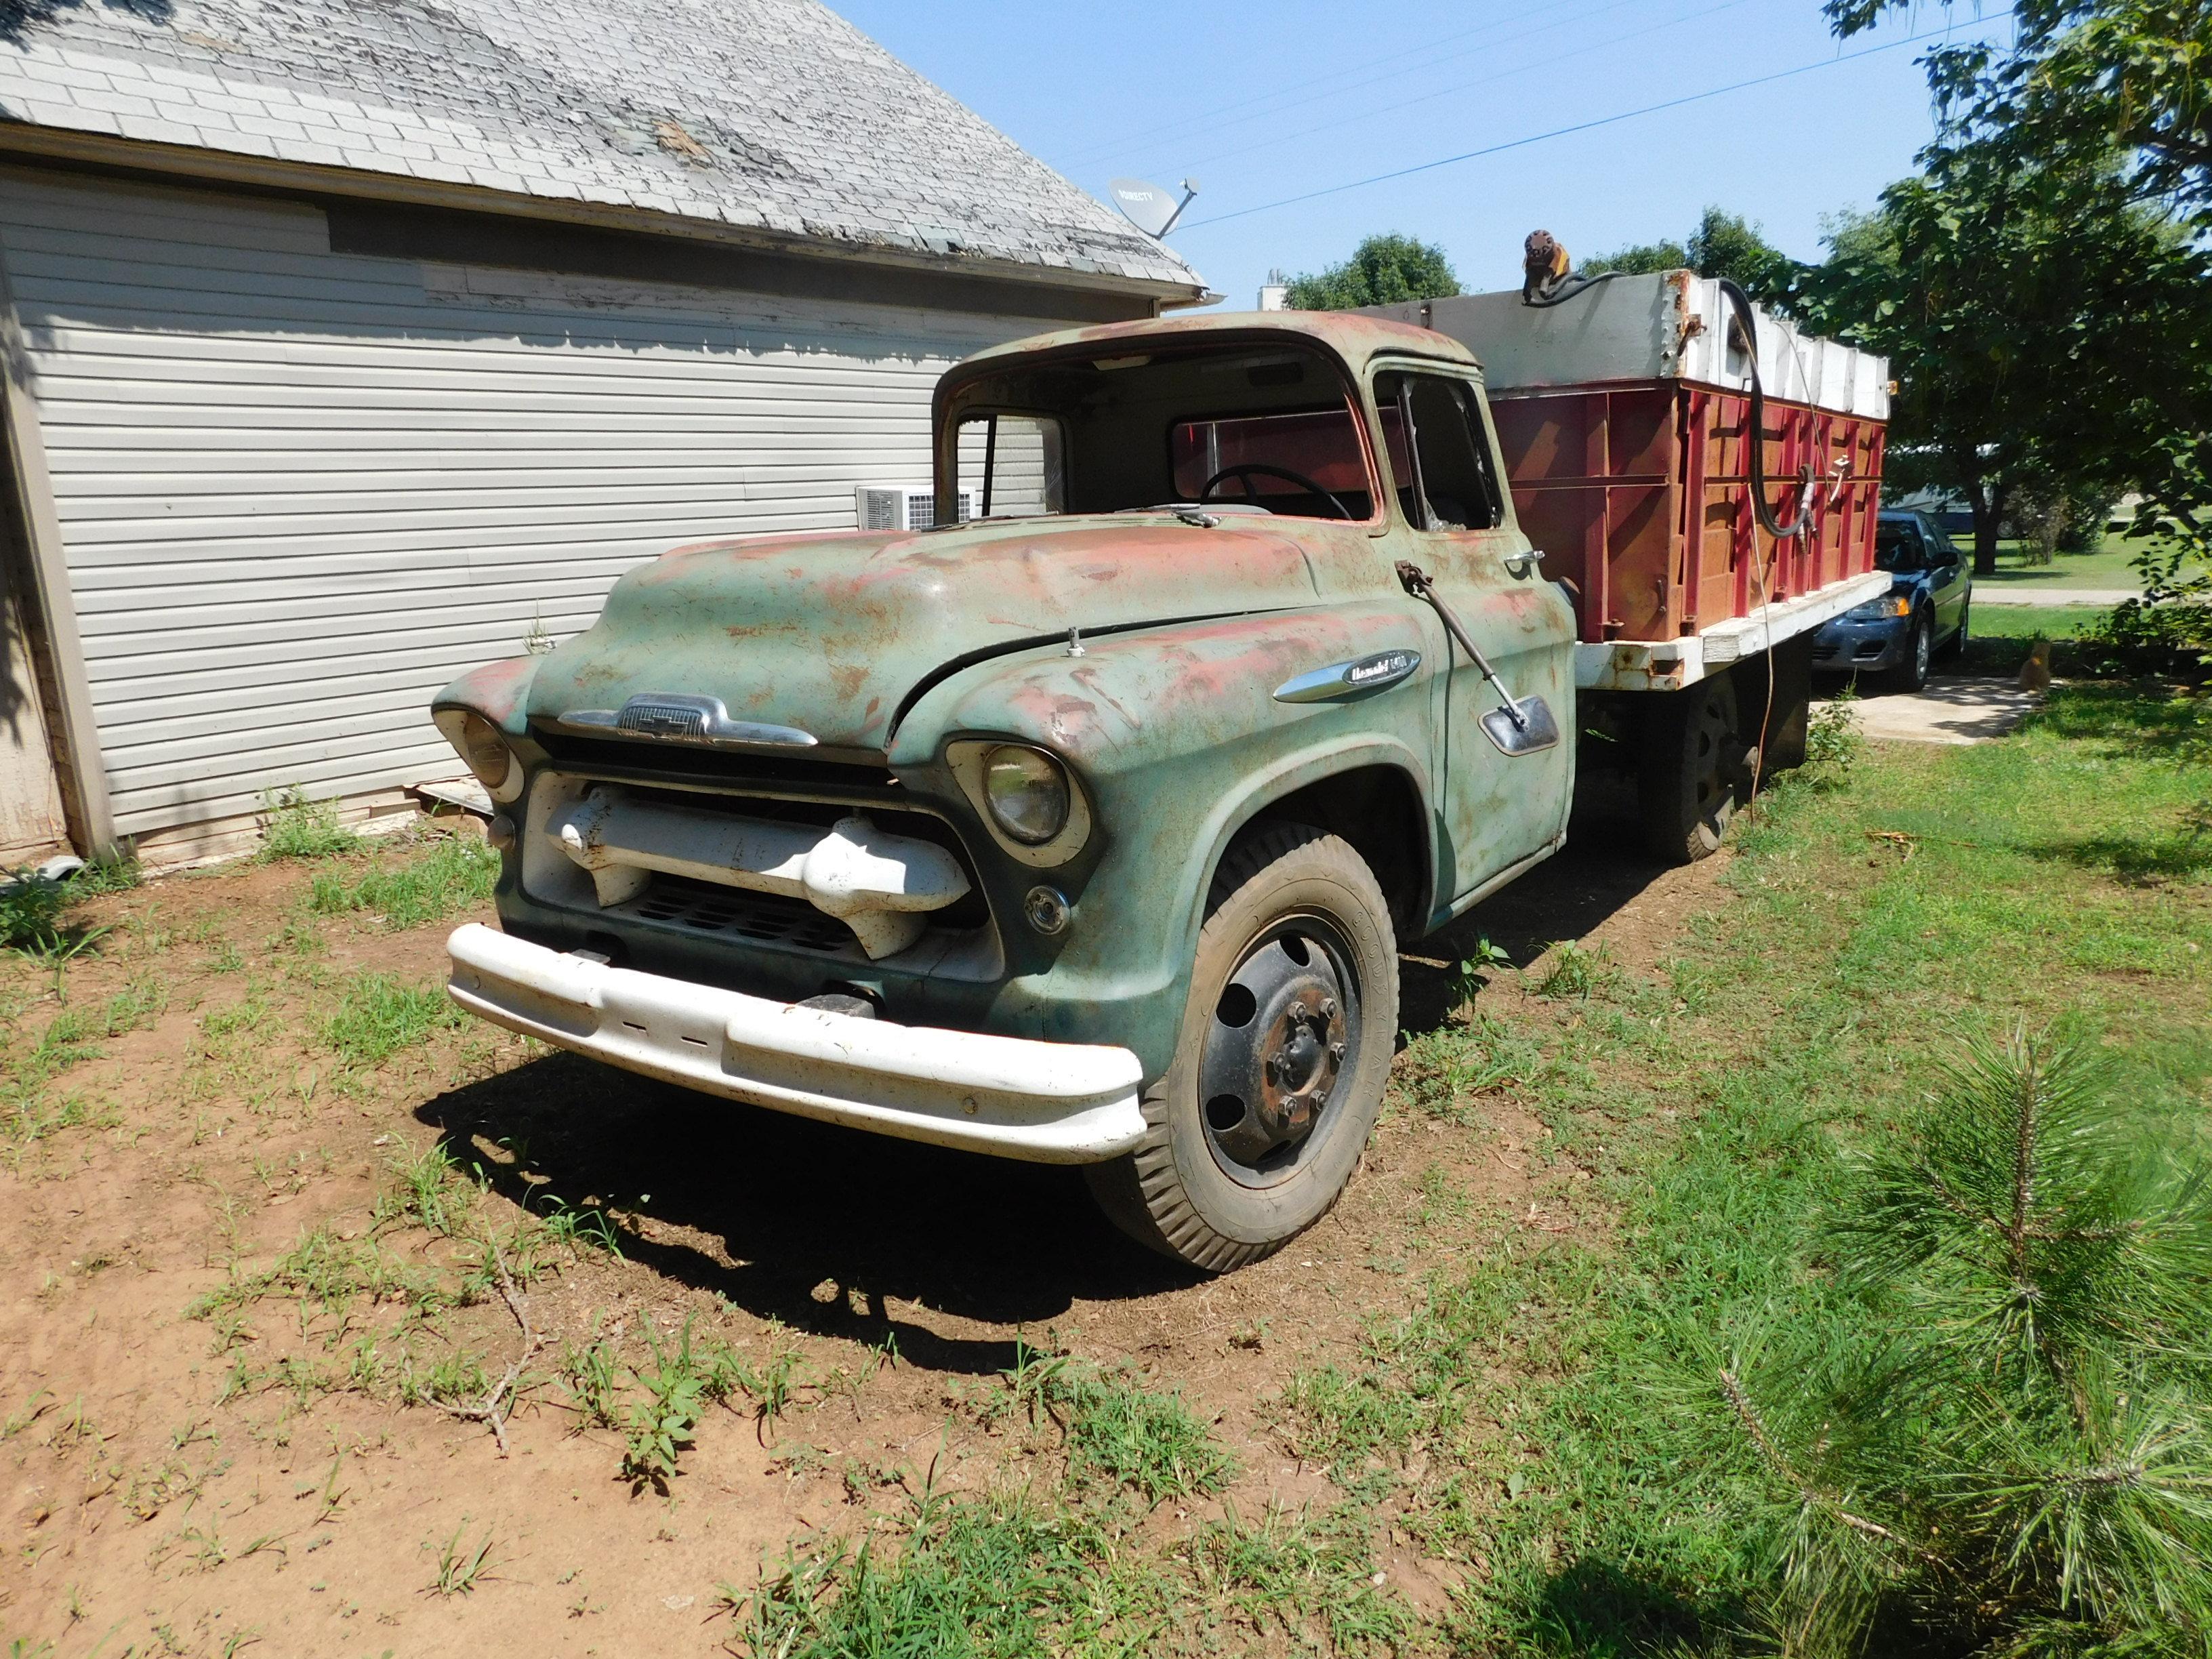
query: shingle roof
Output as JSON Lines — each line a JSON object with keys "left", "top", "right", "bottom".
{"left": 0, "top": 0, "right": 1204, "bottom": 293}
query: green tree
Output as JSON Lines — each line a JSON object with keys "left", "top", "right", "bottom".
{"left": 1584, "top": 207, "right": 1799, "bottom": 310}
{"left": 1685, "top": 208, "right": 1799, "bottom": 307}
{"left": 1282, "top": 233, "right": 1457, "bottom": 310}
{"left": 1827, "top": 1, "right": 2211, "bottom": 218}
{"left": 1800, "top": 147, "right": 2211, "bottom": 575}
{"left": 1828, "top": 1, "right": 2212, "bottom": 581}
{"left": 1580, "top": 235, "right": 1687, "bottom": 276}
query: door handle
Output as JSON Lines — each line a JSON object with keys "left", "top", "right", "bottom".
{"left": 1500, "top": 548, "right": 1538, "bottom": 578}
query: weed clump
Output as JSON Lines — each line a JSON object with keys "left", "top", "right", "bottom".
{"left": 1533, "top": 939, "right": 1612, "bottom": 1002}
{"left": 258, "top": 786, "right": 362, "bottom": 859}
{"left": 735, "top": 1494, "right": 1112, "bottom": 1656}
{"left": 980, "top": 1342, "right": 1234, "bottom": 1505}
{"left": 322, "top": 972, "right": 461, "bottom": 1066}
{"left": 0, "top": 869, "right": 69, "bottom": 951}
{"left": 1799, "top": 686, "right": 1864, "bottom": 790}
{"left": 615, "top": 1315, "right": 800, "bottom": 1490}
{"left": 309, "top": 836, "right": 499, "bottom": 929}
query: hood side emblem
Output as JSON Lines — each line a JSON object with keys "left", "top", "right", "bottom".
{"left": 557, "top": 693, "right": 817, "bottom": 750}
{"left": 1273, "top": 649, "right": 1421, "bottom": 705}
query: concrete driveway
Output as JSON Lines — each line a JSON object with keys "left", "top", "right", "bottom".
{"left": 1815, "top": 674, "right": 2041, "bottom": 745}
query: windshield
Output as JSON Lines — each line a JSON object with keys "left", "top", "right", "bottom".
{"left": 1875, "top": 519, "right": 1927, "bottom": 572}
{"left": 941, "top": 342, "right": 1379, "bottom": 523}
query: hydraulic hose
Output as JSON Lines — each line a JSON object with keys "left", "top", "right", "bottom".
{"left": 1714, "top": 277, "right": 1814, "bottom": 542}
{"left": 1520, "top": 268, "right": 1814, "bottom": 541}
{"left": 1518, "top": 268, "right": 1629, "bottom": 309}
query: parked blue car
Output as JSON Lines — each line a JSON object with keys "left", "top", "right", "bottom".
{"left": 1812, "top": 509, "right": 1973, "bottom": 691}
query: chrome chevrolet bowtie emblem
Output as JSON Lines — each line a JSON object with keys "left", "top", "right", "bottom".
{"left": 555, "top": 693, "right": 817, "bottom": 749}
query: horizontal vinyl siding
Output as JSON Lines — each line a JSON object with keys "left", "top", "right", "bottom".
{"left": 0, "top": 169, "right": 1080, "bottom": 838}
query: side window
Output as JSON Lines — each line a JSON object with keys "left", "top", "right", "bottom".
{"left": 957, "top": 414, "right": 1064, "bottom": 518}
{"left": 1375, "top": 372, "right": 1503, "bottom": 531}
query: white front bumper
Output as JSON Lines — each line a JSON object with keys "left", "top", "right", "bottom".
{"left": 445, "top": 924, "right": 1147, "bottom": 1164}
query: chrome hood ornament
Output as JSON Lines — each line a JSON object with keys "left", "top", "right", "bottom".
{"left": 555, "top": 693, "right": 817, "bottom": 750}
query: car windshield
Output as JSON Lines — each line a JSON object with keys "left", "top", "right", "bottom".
{"left": 941, "top": 341, "right": 1380, "bottom": 523}
{"left": 1875, "top": 520, "right": 1926, "bottom": 571}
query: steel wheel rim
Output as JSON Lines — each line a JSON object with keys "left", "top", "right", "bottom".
{"left": 1197, "top": 914, "right": 1361, "bottom": 1190}
{"left": 1690, "top": 683, "right": 1734, "bottom": 824}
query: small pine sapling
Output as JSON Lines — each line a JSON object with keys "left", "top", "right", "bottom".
{"left": 1696, "top": 1025, "right": 2212, "bottom": 1655}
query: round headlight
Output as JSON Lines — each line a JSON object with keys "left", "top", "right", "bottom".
{"left": 983, "top": 745, "right": 1070, "bottom": 845}
{"left": 455, "top": 711, "right": 515, "bottom": 795}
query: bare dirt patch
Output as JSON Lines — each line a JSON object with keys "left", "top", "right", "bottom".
{"left": 1, "top": 834, "right": 1719, "bottom": 1655}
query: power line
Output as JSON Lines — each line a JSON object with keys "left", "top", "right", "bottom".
{"left": 1052, "top": 0, "right": 1644, "bottom": 171}
{"left": 1181, "top": 0, "right": 1752, "bottom": 176}
{"left": 1180, "top": 21, "right": 1994, "bottom": 232}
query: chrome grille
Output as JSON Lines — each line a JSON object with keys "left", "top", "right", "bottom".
{"left": 617, "top": 877, "right": 857, "bottom": 954}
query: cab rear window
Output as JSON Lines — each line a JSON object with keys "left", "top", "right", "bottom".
{"left": 1168, "top": 404, "right": 1383, "bottom": 517}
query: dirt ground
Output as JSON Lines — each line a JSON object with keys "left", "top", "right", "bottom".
{"left": 0, "top": 823, "right": 1725, "bottom": 1656}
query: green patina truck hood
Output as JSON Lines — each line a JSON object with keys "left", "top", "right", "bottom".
{"left": 525, "top": 515, "right": 1331, "bottom": 750}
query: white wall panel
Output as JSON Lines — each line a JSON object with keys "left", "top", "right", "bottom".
{"left": 0, "top": 168, "right": 1081, "bottom": 838}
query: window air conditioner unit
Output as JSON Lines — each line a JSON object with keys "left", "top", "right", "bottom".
{"left": 855, "top": 485, "right": 970, "bottom": 532}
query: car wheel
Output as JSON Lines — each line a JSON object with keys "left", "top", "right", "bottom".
{"left": 1083, "top": 822, "right": 1397, "bottom": 1273}
{"left": 1636, "top": 672, "right": 1748, "bottom": 865}
{"left": 1888, "top": 611, "right": 1933, "bottom": 693}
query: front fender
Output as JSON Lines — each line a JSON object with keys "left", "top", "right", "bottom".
{"left": 432, "top": 655, "right": 539, "bottom": 736}
{"left": 890, "top": 605, "right": 1437, "bottom": 1076}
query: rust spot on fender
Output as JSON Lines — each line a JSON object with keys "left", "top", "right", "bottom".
{"left": 434, "top": 655, "right": 537, "bottom": 729}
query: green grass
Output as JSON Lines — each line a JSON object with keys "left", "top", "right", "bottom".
{"left": 1252, "top": 681, "right": 2212, "bottom": 1656}
{"left": 1980, "top": 534, "right": 2144, "bottom": 590}
{"left": 308, "top": 836, "right": 499, "bottom": 929}
{"left": 1967, "top": 602, "right": 2110, "bottom": 640}
{"left": 1048, "top": 1364, "right": 1236, "bottom": 1504}
{"left": 321, "top": 972, "right": 462, "bottom": 1065}
{"left": 731, "top": 1491, "right": 1403, "bottom": 1658}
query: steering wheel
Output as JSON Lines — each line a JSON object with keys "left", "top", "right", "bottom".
{"left": 1198, "top": 463, "right": 1354, "bottom": 521}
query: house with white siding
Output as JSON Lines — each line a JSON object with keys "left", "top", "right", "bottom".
{"left": 0, "top": 0, "right": 1206, "bottom": 867}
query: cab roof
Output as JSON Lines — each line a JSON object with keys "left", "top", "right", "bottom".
{"left": 952, "top": 308, "right": 1484, "bottom": 380}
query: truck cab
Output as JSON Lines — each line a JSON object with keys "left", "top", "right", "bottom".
{"left": 433, "top": 311, "right": 1578, "bottom": 1270}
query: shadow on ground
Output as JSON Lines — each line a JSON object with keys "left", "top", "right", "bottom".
{"left": 414, "top": 835, "right": 1682, "bottom": 1366}
{"left": 1399, "top": 832, "right": 1677, "bottom": 1034}
{"left": 416, "top": 1055, "right": 1194, "bottom": 1374}
{"left": 1527, "top": 1557, "right": 1733, "bottom": 1657}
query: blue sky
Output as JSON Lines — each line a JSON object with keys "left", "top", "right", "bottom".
{"left": 833, "top": 1, "right": 2015, "bottom": 307}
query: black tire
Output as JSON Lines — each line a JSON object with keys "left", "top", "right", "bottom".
{"left": 1636, "top": 672, "right": 1746, "bottom": 865}
{"left": 1887, "top": 611, "right": 1934, "bottom": 693}
{"left": 1938, "top": 599, "right": 1969, "bottom": 659}
{"left": 1083, "top": 823, "right": 1398, "bottom": 1273}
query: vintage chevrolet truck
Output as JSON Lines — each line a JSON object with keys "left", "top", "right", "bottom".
{"left": 432, "top": 283, "right": 1888, "bottom": 1271}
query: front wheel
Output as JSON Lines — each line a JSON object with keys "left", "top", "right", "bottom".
{"left": 1887, "top": 611, "right": 1934, "bottom": 693}
{"left": 1084, "top": 823, "right": 1398, "bottom": 1273}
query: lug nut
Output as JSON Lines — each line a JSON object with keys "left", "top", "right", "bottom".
{"left": 1329, "top": 1041, "right": 1346, "bottom": 1061}
{"left": 1321, "top": 998, "right": 1337, "bottom": 1019}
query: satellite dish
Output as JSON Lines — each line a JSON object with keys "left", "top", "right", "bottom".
{"left": 1109, "top": 176, "right": 1199, "bottom": 239}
